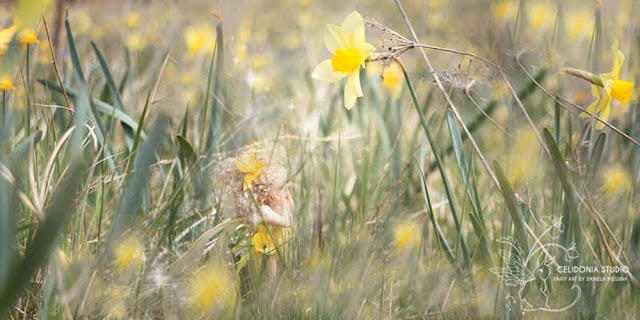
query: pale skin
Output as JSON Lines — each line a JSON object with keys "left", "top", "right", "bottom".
{"left": 253, "top": 184, "right": 293, "bottom": 279}
{"left": 252, "top": 183, "right": 293, "bottom": 228}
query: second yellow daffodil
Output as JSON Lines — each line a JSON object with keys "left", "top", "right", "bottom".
{"left": 581, "top": 39, "right": 635, "bottom": 129}
{"left": 312, "top": 11, "right": 376, "bottom": 110}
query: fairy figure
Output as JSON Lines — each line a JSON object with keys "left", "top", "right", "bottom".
{"left": 216, "top": 143, "right": 293, "bottom": 278}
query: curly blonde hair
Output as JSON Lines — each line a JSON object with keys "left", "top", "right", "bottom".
{"left": 214, "top": 144, "right": 291, "bottom": 226}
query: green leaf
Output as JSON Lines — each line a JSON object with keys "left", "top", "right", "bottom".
{"left": 403, "top": 68, "right": 471, "bottom": 268}
{"left": 493, "top": 160, "right": 529, "bottom": 254}
{"left": 588, "top": 132, "right": 606, "bottom": 181}
{"left": 91, "top": 41, "right": 135, "bottom": 148}
{"left": 177, "top": 134, "right": 197, "bottom": 165}
{"left": 0, "top": 158, "right": 88, "bottom": 312}
{"left": 39, "top": 80, "right": 147, "bottom": 141}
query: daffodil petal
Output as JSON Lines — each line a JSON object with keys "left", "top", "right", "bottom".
{"left": 348, "top": 70, "right": 363, "bottom": 97}
{"left": 341, "top": 11, "right": 365, "bottom": 48}
{"left": 611, "top": 39, "right": 625, "bottom": 79}
{"left": 343, "top": 71, "right": 362, "bottom": 109}
{"left": 358, "top": 42, "right": 376, "bottom": 66}
{"left": 596, "top": 105, "right": 610, "bottom": 130}
{"left": 596, "top": 88, "right": 612, "bottom": 113}
{"left": 580, "top": 99, "right": 597, "bottom": 118}
{"left": 312, "top": 59, "right": 346, "bottom": 83}
{"left": 324, "top": 24, "right": 346, "bottom": 53}
{"left": 344, "top": 79, "right": 357, "bottom": 110}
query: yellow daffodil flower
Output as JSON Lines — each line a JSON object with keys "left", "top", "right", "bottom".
{"left": 382, "top": 63, "right": 403, "bottom": 98}
{"left": 252, "top": 225, "right": 290, "bottom": 256}
{"left": 126, "top": 32, "right": 146, "bottom": 52}
{"left": 113, "top": 236, "right": 144, "bottom": 271}
{"left": 493, "top": 1, "right": 515, "bottom": 21}
{"left": 392, "top": 221, "right": 421, "bottom": 251}
{"left": 0, "top": 25, "right": 17, "bottom": 56}
{"left": 235, "top": 151, "right": 265, "bottom": 190}
{"left": 18, "top": 29, "right": 38, "bottom": 50}
{"left": 183, "top": 22, "right": 216, "bottom": 57}
{"left": 312, "top": 11, "right": 376, "bottom": 109}
{"left": 565, "top": 9, "right": 592, "bottom": 40}
{"left": 0, "top": 75, "right": 15, "bottom": 91}
{"left": 187, "top": 264, "right": 237, "bottom": 315}
{"left": 527, "top": 2, "right": 552, "bottom": 31}
{"left": 581, "top": 39, "right": 635, "bottom": 129}
{"left": 602, "top": 165, "right": 631, "bottom": 194}
{"left": 127, "top": 13, "right": 140, "bottom": 29}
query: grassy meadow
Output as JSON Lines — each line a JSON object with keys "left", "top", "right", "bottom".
{"left": 1, "top": 0, "right": 640, "bottom": 318}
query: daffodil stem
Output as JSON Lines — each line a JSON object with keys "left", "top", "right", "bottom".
{"left": 401, "top": 66, "right": 471, "bottom": 267}
{"left": 26, "top": 44, "right": 30, "bottom": 86}
{"left": 2, "top": 91, "right": 5, "bottom": 126}
{"left": 393, "top": 0, "right": 500, "bottom": 190}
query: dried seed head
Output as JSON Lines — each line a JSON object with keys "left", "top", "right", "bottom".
{"left": 364, "top": 17, "right": 413, "bottom": 65}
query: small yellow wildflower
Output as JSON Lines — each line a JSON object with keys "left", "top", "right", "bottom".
{"left": 427, "top": 0, "right": 442, "bottom": 9}
{"left": 0, "top": 75, "right": 15, "bottom": 91}
{"left": 252, "top": 225, "right": 290, "bottom": 256}
{"left": 382, "top": 63, "right": 403, "bottom": 98}
{"left": 312, "top": 11, "right": 376, "bottom": 109}
{"left": 0, "top": 25, "right": 17, "bottom": 56}
{"left": 180, "top": 72, "right": 195, "bottom": 86}
{"left": 527, "top": 2, "right": 553, "bottom": 31}
{"left": 126, "top": 32, "right": 146, "bottom": 52}
{"left": 493, "top": 1, "right": 515, "bottom": 21}
{"left": 393, "top": 221, "right": 422, "bottom": 251}
{"left": 71, "top": 10, "right": 93, "bottom": 35}
{"left": 602, "top": 165, "right": 631, "bottom": 194}
{"left": 565, "top": 8, "right": 592, "bottom": 40}
{"left": 183, "top": 22, "right": 216, "bottom": 57}
{"left": 187, "top": 264, "right": 237, "bottom": 316}
{"left": 18, "top": 29, "right": 38, "bottom": 50}
{"left": 580, "top": 39, "right": 634, "bottom": 129}
{"left": 235, "top": 151, "right": 265, "bottom": 190}
{"left": 113, "top": 236, "right": 144, "bottom": 271}
{"left": 506, "top": 128, "right": 541, "bottom": 187}
{"left": 127, "top": 13, "right": 140, "bottom": 29}
{"left": 107, "top": 286, "right": 128, "bottom": 318}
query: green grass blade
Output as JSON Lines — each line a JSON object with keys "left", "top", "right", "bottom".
{"left": 39, "top": 80, "right": 147, "bottom": 140}
{"left": 402, "top": 67, "right": 471, "bottom": 268}
{"left": 493, "top": 160, "right": 529, "bottom": 254}
{"left": 0, "top": 158, "right": 88, "bottom": 312}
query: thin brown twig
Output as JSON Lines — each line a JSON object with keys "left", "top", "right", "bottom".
{"left": 499, "top": 70, "right": 552, "bottom": 159}
{"left": 393, "top": 0, "right": 501, "bottom": 190}
{"left": 42, "top": 15, "right": 71, "bottom": 110}
{"left": 412, "top": 43, "right": 504, "bottom": 71}
{"left": 465, "top": 92, "right": 511, "bottom": 136}
{"left": 581, "top": 190, "right": 638, "bottom": 285}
